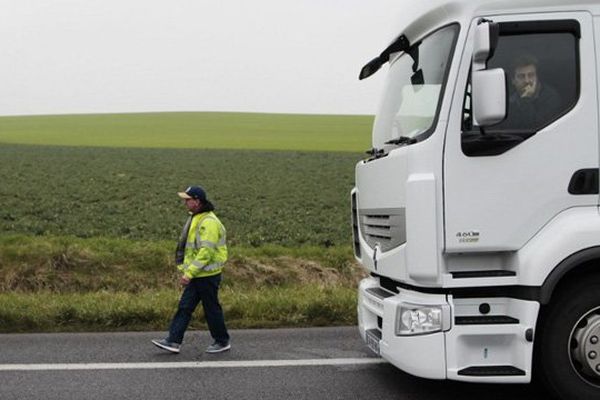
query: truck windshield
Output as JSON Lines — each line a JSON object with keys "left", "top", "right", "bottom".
{"left": 372, "top": 24, "right": 458, "bottom": 149}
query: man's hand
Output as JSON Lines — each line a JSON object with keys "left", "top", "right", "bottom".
{"left": 180, "top": 276, "right": 191, "bottom": 286}
{"left": 520, "top": 82, "right": 536, "bottom": 98}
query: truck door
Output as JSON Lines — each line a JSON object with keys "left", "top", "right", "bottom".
{"left": 444, "top": 13, "right": 598, "bottom": 253}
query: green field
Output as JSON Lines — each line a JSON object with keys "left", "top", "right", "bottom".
{"left": 0, "top": 112, "right": 373, "bottom": 152}
{"left": 0, "top": 144, "right": 360, "bottom": 246}
{"left": 0, "top": 112, "right": 371, "bottom": 332}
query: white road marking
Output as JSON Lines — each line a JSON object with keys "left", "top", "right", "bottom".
{"left": 0, "top": 358, "right": 386, "bottom": 371}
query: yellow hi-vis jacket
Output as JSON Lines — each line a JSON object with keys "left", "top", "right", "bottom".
{"left": 177, "top": 211, "right": 227, "bottom": 279}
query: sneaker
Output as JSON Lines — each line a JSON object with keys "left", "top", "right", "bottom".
{"left": 205, "top": 342, "right": 231, "bottom": 353}
{"left": 151, "top": 339, "right": 181, "bottom": 354}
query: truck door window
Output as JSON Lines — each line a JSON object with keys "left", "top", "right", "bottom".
{"left": 462, "top": 20, "right": 580, "bottom": 157}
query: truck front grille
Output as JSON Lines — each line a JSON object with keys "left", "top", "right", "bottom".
{"left": 359, "top": 208, "right": 406, "bottom": 252}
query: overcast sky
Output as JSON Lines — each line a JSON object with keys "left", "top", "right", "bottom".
{"left": 0, "top": 0, "right": 422, "bottom": 117}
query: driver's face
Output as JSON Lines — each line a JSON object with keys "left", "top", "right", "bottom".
{"left": 512, "top": 64, "right": 538, "bottom": 97}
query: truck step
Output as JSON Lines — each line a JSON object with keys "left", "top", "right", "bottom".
{"left": 366, "top": 287, "right": 395, "bottom": 300}
{"left": 450, "top": 270, "right": 516, "bottom": 279}
{"left": 457, "top": 366, "right": 525, "bottom": 376}
{"left": 455, "top": 315, "right": 519, "bottom": 325}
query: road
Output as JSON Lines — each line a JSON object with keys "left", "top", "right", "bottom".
{"left": 0, "top": 326, "right": 547, "bottom": 400}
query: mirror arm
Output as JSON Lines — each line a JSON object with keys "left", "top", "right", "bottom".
{"left": 359, "top": 34, "right": 412, "bottom": 80}
{"left": 407, "top": 45, "right": 420, "bottom": 72}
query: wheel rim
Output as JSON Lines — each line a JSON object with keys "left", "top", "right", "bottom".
{"left": 570, "top": 306, "right": 600, "bottom": 386}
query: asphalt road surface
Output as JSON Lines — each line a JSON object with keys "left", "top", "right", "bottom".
{"left": 0, "top": 326, "right": 548, "bottom": 400}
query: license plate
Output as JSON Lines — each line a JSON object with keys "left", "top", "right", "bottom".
{"left": 365, "top": 329, "right": 381, "bottom": 356}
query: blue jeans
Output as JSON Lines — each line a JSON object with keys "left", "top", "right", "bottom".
{"left": 167, "top": 274, "right": 230, "bottom": 345}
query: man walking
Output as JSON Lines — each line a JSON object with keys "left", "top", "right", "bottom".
{"left": 152, "top": 185, "right": 231, "bottom": 354}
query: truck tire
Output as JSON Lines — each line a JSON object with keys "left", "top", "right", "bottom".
{"left": 537, "top": 276, "right": 600, "bottom": 400}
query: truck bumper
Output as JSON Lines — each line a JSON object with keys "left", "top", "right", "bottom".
{"left": 358, "top": 276, "right": 539, "bottom": 383}
{"left": 358, "top": 277, "right": 448, "bottom": 379}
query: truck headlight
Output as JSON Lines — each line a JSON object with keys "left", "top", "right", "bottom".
{"left": 396, "top": 304, "right": 450, "bottom": 336}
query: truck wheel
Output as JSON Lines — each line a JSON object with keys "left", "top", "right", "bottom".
{"left": 537, "top": 277, "right": 600, "bottom": 399}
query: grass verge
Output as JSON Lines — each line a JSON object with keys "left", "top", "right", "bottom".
{"left": 0, "top": 234, "right": 364, "bottom": 333}
{"left": 0, "top": 286, "right": 357, "bottom": 333}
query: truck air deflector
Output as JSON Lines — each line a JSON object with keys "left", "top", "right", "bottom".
{"left": 498, "top": 19, "right": 580, "bottom": 37}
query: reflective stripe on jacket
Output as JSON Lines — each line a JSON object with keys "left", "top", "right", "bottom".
{"left": 177, "top": 211, "right": 227, "bottom": 279}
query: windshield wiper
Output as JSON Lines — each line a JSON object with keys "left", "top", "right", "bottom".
{"left": 365, "top": 147, "right": 385, "bottom": 157}
{"left": 385, "top": 136, "right": 417, "bottom": 145}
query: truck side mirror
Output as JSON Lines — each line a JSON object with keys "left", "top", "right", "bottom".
{"left": 473, "top": 69, "right": 506, "bottom": 126}
{"left": 471, "top": 20, "right": 506, "bottom": 127}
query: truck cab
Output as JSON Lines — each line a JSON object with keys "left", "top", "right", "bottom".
{"left": 353, "top": 1, "right": 600, "bottom": 399}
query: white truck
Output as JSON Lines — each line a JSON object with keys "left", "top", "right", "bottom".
{"left": 353, "top": 1, "right": 600, "bottom": 399}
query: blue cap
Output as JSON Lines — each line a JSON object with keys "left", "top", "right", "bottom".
{"left": 178, "top": 186, "right": 207, "bottom": 201}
